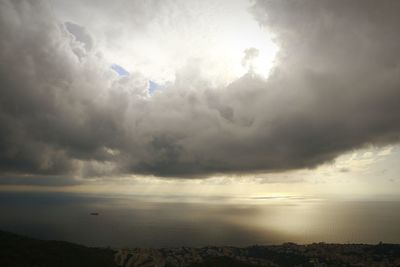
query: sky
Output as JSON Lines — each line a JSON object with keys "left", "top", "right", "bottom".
{"left": 0, "top": 0, "right": 400, "bottom": 201}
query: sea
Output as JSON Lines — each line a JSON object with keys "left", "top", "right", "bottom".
{"left": 0, "top": 191, "right": 399, "bottom": 248}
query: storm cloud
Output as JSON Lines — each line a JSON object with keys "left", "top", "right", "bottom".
{"left": 0, "top": 0, "right": 399, "bottom": 184}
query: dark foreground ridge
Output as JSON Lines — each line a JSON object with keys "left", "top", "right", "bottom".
{"left": 0, "top": 230, "right": 117, "bottom": 267}
{"left": 1, "top": 230, "right": 400, "bottom": 267}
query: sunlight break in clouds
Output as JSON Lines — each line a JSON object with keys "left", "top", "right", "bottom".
{"left": 52, "top": 0, "right": 278, "bottom": 85}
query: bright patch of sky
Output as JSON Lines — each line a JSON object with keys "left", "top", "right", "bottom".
{"left": 110, "top": 65, "right": 162, "bottom": 95}
{"left": 111, "top": 64, "right": 129, "bottom": 76}
{"left": 52, "top": 0, "right": 278, "bottom": 86}
{"left": 148, "top": 80, "right": 161, "bottom": 95}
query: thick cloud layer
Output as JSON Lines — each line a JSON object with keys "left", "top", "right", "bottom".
{"left": 0, "top": 0, "right": 399, "bottom": 184}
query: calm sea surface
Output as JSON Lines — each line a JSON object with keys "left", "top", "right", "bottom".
{"left": 0, "top": 192, "right": 399, "bottom": 248}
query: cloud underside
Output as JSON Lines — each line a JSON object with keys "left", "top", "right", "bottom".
{"left": 0, "top": 0, "right": 399, "bottom": 184}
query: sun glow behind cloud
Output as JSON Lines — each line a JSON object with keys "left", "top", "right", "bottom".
{"left": 53, "top": 0, "right": 278, "bottom": 86}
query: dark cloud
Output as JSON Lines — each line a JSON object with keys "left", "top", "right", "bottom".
{"left": 64, "top": 22, "right": 94, "bottom": 59}
{"left": 0, "top": 0, "right": 399, "bottom": 183}
{"left": 0, "top": 175, "right": 80, "bottom": 186}
{"left": 65, "top": 22, "right": 93, "bottom": 51}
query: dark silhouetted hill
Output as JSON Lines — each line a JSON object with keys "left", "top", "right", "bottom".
{"left": 0, "top": 230, "right": 117, "bottom": 267}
